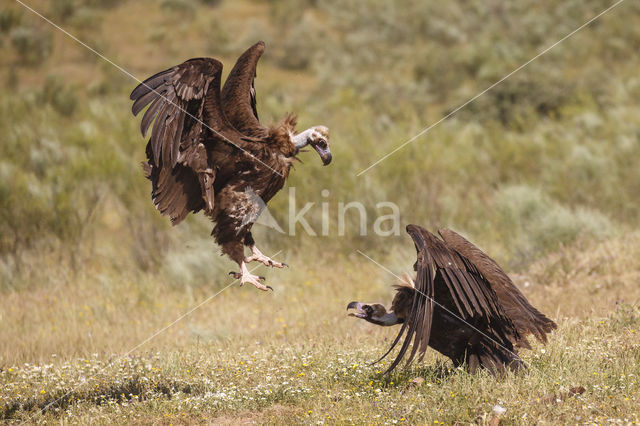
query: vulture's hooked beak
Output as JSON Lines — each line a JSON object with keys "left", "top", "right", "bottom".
{"left": 347, "top": 301, "right": 401, "bottom": 326}
{"left": 347, "top": 301, "right": 370, "bottom": 319}
{"left": 313, "top": 144, "right": 332, "bottom": 166}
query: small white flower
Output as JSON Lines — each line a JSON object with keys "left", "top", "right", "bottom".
{"left": 493, "top": 404, "right": 507, "bottom": 415}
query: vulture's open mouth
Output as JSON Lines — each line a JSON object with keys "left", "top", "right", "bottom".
{"left": 347, "top": 301, "right": 400, "bottom": 326}
{"left": 347, "top": 301, "right": 371, "bottom": 319}
{"left": 313, "top": 144, "right": 332, "bottom": 166}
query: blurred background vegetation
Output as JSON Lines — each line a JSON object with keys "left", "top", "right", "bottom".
{"left": 2, "top": 4, "right": 640, "bottom": 421}
{"left": 1, "top": 0, "right": 639, "bottom": 292}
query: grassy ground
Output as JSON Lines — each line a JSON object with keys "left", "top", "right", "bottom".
{"left": 2, "top": 0, "right": 640, "bottom": 423}
{"left": 2, "top": 234, "right": 640, "bottom": 423}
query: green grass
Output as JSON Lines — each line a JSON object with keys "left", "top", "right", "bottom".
{"left": 1, "top": 0, "right": 640, "bottom": 423}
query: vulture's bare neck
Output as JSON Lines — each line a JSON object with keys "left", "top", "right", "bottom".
{"left": 373, "top": 311, "right": 402, "bottom": 326}
{"left": 292, "top": 128, "right": 316, "bottom": 151}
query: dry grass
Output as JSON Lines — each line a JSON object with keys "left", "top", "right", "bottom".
{"left": 1, "top": 233, "right": 639, "bottom": 423}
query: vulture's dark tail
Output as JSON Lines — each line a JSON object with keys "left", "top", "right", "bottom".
{"left": 465, "top": 340, "right": 525, "bottom": 374}
{"left": 141, "top": 141, "right": 204, "bottom": 226}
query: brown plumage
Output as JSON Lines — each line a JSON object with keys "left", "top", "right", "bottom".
{"left": 130, "top": 42, "right": 332, "bottom": 290}
{"left": 348, "top": 224, "right": 556, "bottom": 374}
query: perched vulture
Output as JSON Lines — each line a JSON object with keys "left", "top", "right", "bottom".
{"left": 130, "top": 42, "right": 331, "bottom": 290}
{"left": 348, "top": 225, "right": 556, "bottom": 374}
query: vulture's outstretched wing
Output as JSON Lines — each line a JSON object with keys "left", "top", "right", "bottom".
{"left": 378, "top": 225, "right": 435, "bottom": 372}
{"left": 382, "top": 225, "right": 518, "bottom": 372}
{"left": 221, "top": 41, "right": 268, "bottom": 138}
{"left": 438, "top": 229, "right": 557, "bottom": 348}
{"left": 131, "top": 58, "right": 257, "bottom": 224}
{"left": 131, "top": 57, "right": 252, "bottom": 167}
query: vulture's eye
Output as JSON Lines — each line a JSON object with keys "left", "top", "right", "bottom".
{"left": 317, "top": 139, "right": 327, "bottom": 148}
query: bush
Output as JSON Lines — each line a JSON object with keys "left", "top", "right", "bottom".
{"left": 9, "top": 26, "right": 52, "bottom": 66}
{"left": 203, "top": 18, "right": 230, "bottom": 55}
{"left": 41, "top": 74, "right": 78, "bottom": 117}
{"left": 0, "top": 8, "right": 22, "bottom": 34}
{"left": 494, "top": 184, "right": 611, "bottom": 265}
{"left": 465, "top": 70, "right": 575, "bottom": 126}
{"left": 69, "top": 7, "right": 101, "bottom": 31}
{"left": 50, "top": 0, "right": 79, "bottom": 22}
{"left": 268, "top": 0, "right": 314, "bottom": 28}
{"left": 83, "top": 0, "right": 122, "bottom": 9}
{"left": 159, "top": 0, "right": 195, "bottom": 16}
{"left": 274, "top": 15, "right": 322, "bottom": 70}
{"left": 304, "top": 0, "right": 626, "bottom": 125}
{"left": 199, "top": 0, "right": 223, "bottom": 6}
{"left": 5, "top": 66, "right": 18, "bottom": 90}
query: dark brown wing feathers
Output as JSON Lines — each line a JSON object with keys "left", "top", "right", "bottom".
{"left": 131, "top": 57, "right": 254, "bottom": 225}
{"left": 142, "top": 157, "right": 203, "bottom": 225}
{"left": 131, "top": 58, "right": 226, "bottom": 168}
{"left": 438, "top": 228, "right": 557, "bottom": 347}
{"left": 131, "top": 43, "right": 298, "bottom": 266}
{"left": 381, "top": 227, "right": 436, "bottom": 372}
{"left": 381, "top": 225, "right": 523, "bottom": 373}
{"left": 413, "top": 226, "right": 508, "bottom": 321}
{"left": 221, "top": 41, "right": 268, "bottom": 137}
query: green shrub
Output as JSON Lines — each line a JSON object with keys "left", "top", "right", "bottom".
{"left": 147, "top": 26, "right": 167, "bottom": 43}
{"left": 203, "top": 18, "right": 230, "bottom": 55}
{"left": 9, "top": 26, "right": 52, "bottom": 66}
{"left": 199, "top": 0, "right": 223, "bottom": 6}
{"left": 159, "top": 0, "right": 195, "bottom": 16}
{"left": 274, "top": 15, "right": 322, "bottom": 70}
{"left": 467, "top": 70, "right": 575, "bottom": 126}
{"left": 268, "top": 0, "right": 314, "bottom": 28}
{"left": 494, "top": 184, "right": 611, "bottom": 265}
{"left": 161, "top": 236, "right": 228, "bottom": 289}
{"left": 69, "top": 7, "right": 101, "bottom": 30}
{"left": 50, "top": 0, "right": 79, "bottom": 22}
{"left": 5, "top": 66, "right": 18, "bottom": 90}
{"left": 0, "top": 8, "right": 22, "bottom": 34}
{"left": 83, "top": 0, "right": 122, "bottom": 9}
{"left": 41, "top": 75, "right": 78, "bottom": 117}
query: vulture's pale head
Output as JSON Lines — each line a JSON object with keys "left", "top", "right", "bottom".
{"left": 294, "top": 125, "right": 331, "bottom": 165}
{"left": 309, "top": 125, "right": 331, "bottom": 165}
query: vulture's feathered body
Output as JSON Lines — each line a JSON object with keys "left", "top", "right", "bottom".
{"left": 348, "top": 225, "right": 556, "bottom": 374}
{"left": 130, "top": 42, "right": 331, "bottom": 290}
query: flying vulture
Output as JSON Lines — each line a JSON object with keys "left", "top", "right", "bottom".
{"left": 348, "top": 225, "right": 556, "bottom": 374}
{"left": 129, "top": 42, "right": 331, "bottom": 290}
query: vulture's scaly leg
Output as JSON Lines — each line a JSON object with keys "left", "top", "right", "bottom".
{"left": 229, "top": 262, "right": 272, "bottom": 291}
{"left": 245, "top": 246, "right": 288, "bottom": 268}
